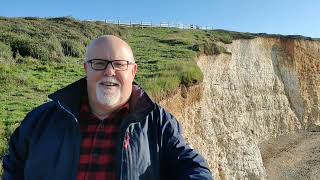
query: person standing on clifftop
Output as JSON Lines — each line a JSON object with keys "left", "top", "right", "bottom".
{"left": 2, "top": 35, "right": 213, "bottom": 180}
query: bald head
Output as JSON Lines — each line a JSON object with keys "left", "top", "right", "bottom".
{"left": 84, "top": 35, "right": 137, "bottom": 117}
{"left": 85, "top": 35, "right": 134, "bottom": 63}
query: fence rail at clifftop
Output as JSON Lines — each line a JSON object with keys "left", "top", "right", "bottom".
{"left": 100, "top": 19, "right": 214, "bottom": 30}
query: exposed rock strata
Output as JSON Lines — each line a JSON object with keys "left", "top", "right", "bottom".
{"left": 160, "top": 37, "right": 320, "bottom": 179}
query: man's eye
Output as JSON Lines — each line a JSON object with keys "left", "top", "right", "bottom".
{"left": 113, "top": 62, "right": 126, "bottom": 66}
{"left": 94, "top": 62, "right": 106, "bottom": 66}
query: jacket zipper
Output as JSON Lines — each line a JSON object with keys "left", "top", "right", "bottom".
{"left": 56, "top": 100, "right": 78, "bottom": 123}
{"left": 55, "top": 100, "right": 81, "bottom": 179}
{"left": 118, "top": 122, "right": 139, "bottom": 180}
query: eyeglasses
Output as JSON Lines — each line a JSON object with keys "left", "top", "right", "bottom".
{"left": 86, "top": 59, "right": 135, "bottom": 71}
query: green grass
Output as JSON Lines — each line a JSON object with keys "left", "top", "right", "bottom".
{"left": 0, "top": 16, "right": 256, "bottom": 176}
{"left": 126, "top": 27, "right": 204, "bottom": 98}
{"left": 0, "top": 58, "right": 84, "bottom": 120}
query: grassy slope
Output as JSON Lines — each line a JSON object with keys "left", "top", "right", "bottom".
{"left": 0, "top": 16, "right": 255, "bottom": 176}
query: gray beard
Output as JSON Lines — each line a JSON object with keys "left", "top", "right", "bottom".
{"left": 95, "top": 84, "right": 120, "bottom": 106}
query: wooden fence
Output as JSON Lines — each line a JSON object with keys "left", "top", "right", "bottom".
{"left": 102, "top": 19, "right": 214, "bottom": 30}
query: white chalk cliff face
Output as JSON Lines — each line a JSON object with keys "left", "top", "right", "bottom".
{"left": 160, "top": 37, "right": 320, "bottom": 180}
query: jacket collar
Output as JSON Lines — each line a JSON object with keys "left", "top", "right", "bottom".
{"left": 48, "top": 77, "right": 87, "bottom": 119}
{"left": 48, "top": 77, "right": 156, "bottom": 121}
{"left": 127, "top": 84, "right": 156, "bottom": 123}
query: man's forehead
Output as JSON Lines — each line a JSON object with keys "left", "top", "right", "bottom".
{"left": 86, "top": 36, "right": 134, "bottom": 62}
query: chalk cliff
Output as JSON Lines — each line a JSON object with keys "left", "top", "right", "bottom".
{"left": 160, "top": 37, "right": 320, "bottom": 179}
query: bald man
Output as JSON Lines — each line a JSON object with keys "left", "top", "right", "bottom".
{"left": 3, "top": 35, "right": 213, "bottom": 180}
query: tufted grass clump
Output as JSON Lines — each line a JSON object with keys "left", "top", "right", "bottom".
{"left": 61, "top": 39, "right": 85, "bottom": 57}
{"left": 0, "top": 42, "right": 14, "bottom": 64}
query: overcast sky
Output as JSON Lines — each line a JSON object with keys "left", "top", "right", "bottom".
{"left": 1, "top": 0, "right": 319, "bottom": 38}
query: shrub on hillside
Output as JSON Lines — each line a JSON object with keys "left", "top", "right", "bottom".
{"left": 217, "top": 34, "right": 233, "bottom": 44}
{"left": 0, "top": 42, "right": 14, "bottom": 64}
{"left": 160, "top": 60, "right": 203, "bottom": 87}
{"left": 61, "top": 39, "right": 85, "bottom": 57}
{"left": 179, "top": 63, "right": 203, "bottom": 86}
{"left": 204, "top": 43, "right": 220, "bottom": 55}
{"left": 24, "top": 17, "right": 39, "bottom": 20}
{"left": 5, "top": 34, "right": 34, "bottom": 58}
{"left": 212, "top": 30, "right": 256, "bottom": 42}
{"left": 1, "top": 31, "right": 65, "bottom": 61}
{"left": 191, "top": 42, "right": 227, "bottom": 55}
{"left": 47, "top": 16, "right": 76, "bottom": 22}
{"left": 33, "top": 36, "right": 64, "bottom": 61}
{"left": 158, "top": 37, "right": 193, "bottom": 46}
{"left": 143, "top": 75, "right": 180, "bottom": 100}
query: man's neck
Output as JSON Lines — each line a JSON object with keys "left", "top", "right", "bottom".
{"left": 88, "top": 99, "right": 129, "bottom": 120}
{"left": 89, "top": 102, "right": 116, "bottom": 120}
{"left": 91, "top": 110, "right": 110, "bottom": 120}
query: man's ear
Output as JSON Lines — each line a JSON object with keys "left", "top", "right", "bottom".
{"left": 84, "top": 63, "right": 88, "bottom": 74}
{"left": 132, "top": 63, "right": 137, "bottom": 76}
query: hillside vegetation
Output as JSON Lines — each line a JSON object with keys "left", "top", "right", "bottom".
{"left": 0, "top": 16, "right": 257, "bottom": 176}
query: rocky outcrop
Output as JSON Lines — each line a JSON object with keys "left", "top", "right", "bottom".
{"left": 160, "top": 37, "right": 320, "bottom": 179}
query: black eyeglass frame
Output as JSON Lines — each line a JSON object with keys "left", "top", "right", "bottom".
{"left": 86, "top": 59, "right": 135, "bottom": 71}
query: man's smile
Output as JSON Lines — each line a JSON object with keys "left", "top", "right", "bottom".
{"left": 100, "top": 81, "right": 119, "bottom": 87}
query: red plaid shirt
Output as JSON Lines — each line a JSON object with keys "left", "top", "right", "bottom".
{"left": 77, "top": 97, "right": 129, "bottom": 180}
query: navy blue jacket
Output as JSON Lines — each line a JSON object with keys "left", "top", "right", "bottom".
{"left": 2, "top": 78, "right": 213, "bottom": 180}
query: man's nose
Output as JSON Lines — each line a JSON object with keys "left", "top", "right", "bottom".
{"left": 103, "top": 62, "right": 115, "bottom": 76}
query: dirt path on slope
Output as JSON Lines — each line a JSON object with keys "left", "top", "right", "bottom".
{"left": 259, "top": 132, "right": 320, "bottom": 180}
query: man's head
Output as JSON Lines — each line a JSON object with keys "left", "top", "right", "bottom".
{"left": 84, "top": 35, "right": 137, "bottom": 113}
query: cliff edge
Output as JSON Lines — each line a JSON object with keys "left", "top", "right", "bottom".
{"left": 160, "top": 37, "right": 320, "bottom": 179}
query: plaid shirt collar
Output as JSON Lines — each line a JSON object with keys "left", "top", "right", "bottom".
{"left": 79, "top": 96, "right": 130, "bottom": 124}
